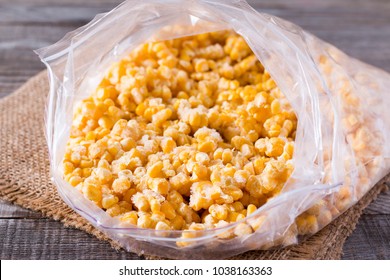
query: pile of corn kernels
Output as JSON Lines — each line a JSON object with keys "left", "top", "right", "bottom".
{"left": 63, "top": 30, "right": 297, "bottom": 232}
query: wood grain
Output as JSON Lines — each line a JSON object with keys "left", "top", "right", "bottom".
{"left": 0, "top": 0, "right": 389, "bottom": 259}
{"left": 0, "top": 219, "right": 144, "bottom": 260}
{"left": 342, "top": 215, "right": 390, "bottom": 260}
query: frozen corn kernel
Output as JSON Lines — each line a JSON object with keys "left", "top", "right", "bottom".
{"left": 132, "top": 193, "right": 150, "bottom": 212}
{"left": 234, "top": 223, "right": 253, "bottom": 236}
{"left": 112, "top": 177, "right": 131, "bottom": 194}
{"left": 69, "top": 175, "right": 82, "bottom": 187}
{"left": 155, "top": 221, "right": 171, "bottom": 230}
{"left": 265, "top": 137, "right": 285, "bottom": 157}
{"left": 160, "top": 137, "right": 176, "bottom": 153}
{"left": 149, "top": 178, "right": 170, "bottom": 195}
{"left": 64, "top": 30, "right": 297, "bottom": 232}
{"left": 102, "top": 194, "right": 119, "bottom": 209}
{"left": 137, "top": 214, "right": 154, "bottom": 229}
{"left": 170, "top": 172, "right": 191, "bottom": 195}
{"left": 246, "top": 204, "right": 257, "bottom": 216}
{"left": 148, "top": 161, "right": 164, "bottom": 178}
{"left": 120, "top": 211, "right": 138, "bottom": 225}
{"left": 209, "top": 204, "right": 228, "bottom": 220}
{"left": 296, "top": 214, "right": 319, "bottom": 235}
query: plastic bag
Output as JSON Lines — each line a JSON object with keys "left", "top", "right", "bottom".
{"left": 36, "top": 0, "right": 390, "bottom": 259}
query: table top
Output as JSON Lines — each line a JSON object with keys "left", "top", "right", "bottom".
{"left": 0, "top": 0, "right": 389, "bottom": 260}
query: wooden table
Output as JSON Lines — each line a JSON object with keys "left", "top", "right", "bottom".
{"left": 0, "top": 0, "right": 389, "bottom": 259}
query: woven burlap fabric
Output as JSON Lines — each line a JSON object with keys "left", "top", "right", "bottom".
{"left": 0, "top": 70, "right": 388, "bottom": 259}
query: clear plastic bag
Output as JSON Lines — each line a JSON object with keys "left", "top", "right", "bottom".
{"left": 36, "top": 0, "right": 390, "bottom": 259}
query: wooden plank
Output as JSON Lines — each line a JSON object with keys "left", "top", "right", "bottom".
{"left": 0, "top": 25, "right": 80, "bottom": 98}
{"left": 364, "top": 190, "right": 390, "bottom": 215}
{"left": 342, "top": 214, "right": 390, "bottom": 260}
{"left": 0, "top": 3, "right": 118, "bottom": 24}
{"left": 0, "top": 219, "right": 143, "bottom": 260}
{"left": 0, "top": 200, "right": 42, "bottom": 219}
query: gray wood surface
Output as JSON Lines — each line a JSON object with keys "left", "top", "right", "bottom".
{"left": 0, "top": 0, "right": 389, "bottom": 259}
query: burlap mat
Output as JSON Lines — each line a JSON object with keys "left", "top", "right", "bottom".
{"left": 0, "top": 70, "right": 388, "bottom": 259}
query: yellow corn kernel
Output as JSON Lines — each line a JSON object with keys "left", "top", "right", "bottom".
{"left": 223, "top": 185, "right": 243, "bottom": 201}
{"left": 270, "top": 99, "right": 281, "bottom": 114}
{"left": 194, "top": 58, "right": 209, "bottom": 72}
{"left": 82, "top": 168, "right": 92, "bottom": 177}
{"left": 93, "top": 167, "right": 112, "bottom": 184}
{"left": 63, "top": 162, "right": 75, "bottom": 175}
{"left": 161, "top": 201, "right": 176, "bottom": 220}
{"left": 69, "top": 175, "right": 82, "bottom": 187}
{"left": 120, "top": 211, "right": 138, "bottom": 225}
{"left": 79, "top": 159, "right": 93, "bottom": 168}
{"left": 191, "top": 163, "right": 208, "bottom": 180}
{"left": 254, "top": 138, "right": 267, "bottom": 154}
{"left": 265, "top": 137, "right": 285, "bottom": 157}
{"left": 70, "top": 152, "right": 81, "bottom": 165}
{"left": 106, "top": 204, "right": 122, "bottom": 217}
{"left": 120, "top": 137, "right": 136, "bottom": 151}
{"left": 98, "top": 116, "right": 114, "bottom": 129}
{"left": 209, "top": 204, "right": 228, "bottom": 220}
{"left": 253, "top": 157, "right": 267, "bottom": 174}
{"left": 83, "top": 183, "right": 102, "bottom": 204}
{"left": 150, "top": 198, "right": 161, "bottom": 213}
{"left": 132, "top": 193, "right": 150, "bottom": 212}
{"left": 240, "top": 144, "right": 255, "bottom": 158}
{"left": 189, "top": 111, "right": 208, "bottom": 128}
{"left": 147, "top": 161, "right": 164, "bottom": 178}
{"left": 227, "top": 211, "right": 239, "bottom": 222}
{"left": 198, "top": 140, "right": 216, "bottom": 153}
{"left": 231, "top": 201, "right": 244, "bottom": 212}
{"left": 88, "top": 142, "right": 106, "bottom": 159}
{"left": 149, "top": 178, "right": 170, "bottom": 194}
{"left": 137, "top": 214, "right": 154, "bottom": 229}
{"left": 231, "top": 136, "right": 251, "bottom": 150}
{"left": 107, "top": 142, "right": 122, "bottom": 156}
{"left": 152, "top": 108, "right": 172, "bottom": 126}
{"left": 234, "top": 223, "right": 253, "bottom": 236}
{"left": 177, "top": 91, "right": 189, "bottom": 99}
{"left": 296, "top": 214, "right": 319, "bottom": 235}
{"left": 156, "top": 221, "right": 171, "bottom": 230}
{"left": 97, "top": 158, "right": 110, "bottom": 169}
{"left": 171, "top": 215, "right": 185, "bottom": 230}
{"left": 135, "top": 102, "right": 146, "bottom": 116}
{"left": 112, "top": 177, "right": 131, "bottom": 194}
{"left": 247, "top": 130, "right": 259, "bottom": 142}
{"left": 85, "top": 131, "right": 96, "bottom": 141}
{"left": 118, "top": 201, "right": 132, "bottom": 212}
{"left": 167, "top": 190, "right": 184, "bottom": 207}
{"left": 246, "top": 204, "right": 257, "bottom": 216}
{"left": 160, "top": 137, "right": 176, "bottom": 154}
{"left": 195, "top": 152, "right": 210, "bottom": 165}
{"left": 122, "top": 188, "right": 137, "bottom": 204}
{"left": 102, "top": 194, "right": 119, "bottom": 209}
{"left": 247, "top": 215, "right": 266, "bottom": 231}
{"left": 234, "top": 170, "right": 249, "bottom": 187}
{"left": 96, "top": 87, "right": 110, "bottom": 101}
{"left": 213, "top": 148, "right": 223, "bottom": 160}
{"left": 222, "top": 149, "right": 233, "bottom": 164}
{"left": 178, "top": 202, "right": 196, "bottom": 223}
{"left": 170, "top": 172, "right": 191, "bottom": 195}
{"left": 245, "top": 175, "right": 264, "bottom": 198}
